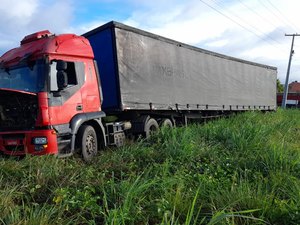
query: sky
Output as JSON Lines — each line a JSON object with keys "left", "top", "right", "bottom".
{"left": 1, "top": 0, "right": 300, "bottom": 83}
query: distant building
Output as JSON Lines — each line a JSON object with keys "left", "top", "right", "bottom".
{"left": 277, "top": 81, "right": 300, "bottom": 108}
{"left": 277, "top": 93, "right": 300, "bottom": 108}
{"left": 289, "top": 81, "right": 300, "bottom": 93}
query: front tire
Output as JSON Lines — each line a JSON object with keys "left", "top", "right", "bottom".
{"left": 77, "top": 125, "right": 98, "bottom": 162}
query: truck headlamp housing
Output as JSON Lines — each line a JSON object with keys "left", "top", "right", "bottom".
{"left": 32, "top": 137, "right": 48, "bottom": 145}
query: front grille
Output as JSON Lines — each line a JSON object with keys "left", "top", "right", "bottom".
{"left": 1, "top": 133, "right": 26, "bottom": 153}
{"left": 5, "top": 145, "right": 25, "bottom": 152}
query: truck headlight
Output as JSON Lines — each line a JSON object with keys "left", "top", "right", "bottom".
{"left": 32, "top": 137, "right": 48, "bottom": 145}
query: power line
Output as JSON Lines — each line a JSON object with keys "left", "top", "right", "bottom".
{"left": 264, "top": 0, "right": 300, "bottom": 32}
{"left": 210, "top": 0, "right": 285, "bottom": 47}
{"left": 236, "top": 0, "right": 288, "bottom": 35}
{"left": 259, "top": 0, "right": 298, "bottom": 33}
{"left": 198, "top": 0, "right": 287, "bottom": 54}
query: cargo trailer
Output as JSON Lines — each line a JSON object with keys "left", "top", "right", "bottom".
{"left": 84, "top": 21, "right": 277, "bottom": 113}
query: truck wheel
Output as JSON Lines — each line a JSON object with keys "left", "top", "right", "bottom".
{"left": 160, "top": 118, "right": 173, "bottom": 128}
{"left": 145, "top": 118, "right": 159, "bottom": 138}
{"left": 77, "top": 125, "right": 98, "bottom": 162}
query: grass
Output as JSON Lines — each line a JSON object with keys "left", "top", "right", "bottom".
{"left": 0, "top": 109, "right": 299, "bottom": 224}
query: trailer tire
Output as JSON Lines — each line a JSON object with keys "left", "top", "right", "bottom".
{"left": 145, "top": 118, "right": 159, "bottom": 138}
{"left": 77, "top": 125, "right": 98, "bottom": 162}
{"left": 160, "top": 118, "right": 173, "bottom": 128}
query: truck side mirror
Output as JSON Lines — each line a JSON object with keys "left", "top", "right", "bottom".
{"left": 57, "top": 71, "right": 68, "bottom": 90}
{"left": 56, "top": 60, "right": 68, "bottom": 90}
{"left": 56, "top": 60, "right": 67, "bottom": 70}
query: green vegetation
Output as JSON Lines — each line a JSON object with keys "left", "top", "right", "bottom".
{"left": 0, "top": 109, "right": 299, "bottom": 224}
{"left": 277, "top": 79, "right": 284, "bottom": 93}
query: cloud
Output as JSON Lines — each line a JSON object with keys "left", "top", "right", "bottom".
{"left": 0, "top": 0, "right": 38, "bottom": 29}
{"left": 0, "top": 0, "right": 73, "bottom": 54}
{"left": 1, "top": 0, "right": 300, "bottom": 83}
{"left": 123, "top": 0, "right": 232, "bottom": 45}
{"left": 67, "top": 20, "right": 108, "bottom": 35}
{"left": 29, "top": 1, "right": 74, "bottom": 34}
{"left": 115, "top": 0, "right": 300, "bottom": 82}
{"left": 0, "top": 0, "right": 38, "bottom": 49}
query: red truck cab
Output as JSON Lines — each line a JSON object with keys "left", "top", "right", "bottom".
{"left": 0, "top": 30, "right": 106, "bottom": 160}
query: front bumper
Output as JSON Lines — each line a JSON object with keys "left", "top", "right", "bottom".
{"left": 0, "top": 129, "right": 58, "bottom": 156}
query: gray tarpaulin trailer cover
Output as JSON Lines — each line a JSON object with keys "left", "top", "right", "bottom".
{"left": 84, "top": 21, "right": 277, "bottom": 112}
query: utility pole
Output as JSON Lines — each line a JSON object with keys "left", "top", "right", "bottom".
{"left": 282, "top": 34, "right": 300, "bottom": 108}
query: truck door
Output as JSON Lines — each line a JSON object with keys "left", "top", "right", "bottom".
{"left": 48, "top": 60, "right": 85, "bottom": 125}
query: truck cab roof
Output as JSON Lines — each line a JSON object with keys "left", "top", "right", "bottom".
{"left": 0, "top": 30, "right": 94, "bottom": 66}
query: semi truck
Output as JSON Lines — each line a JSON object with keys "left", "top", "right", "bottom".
{"left": 0, "top": 21, "right": 277, "bottom": 161}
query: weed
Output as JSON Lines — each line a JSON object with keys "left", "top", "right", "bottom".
{"left": 0, "top": 110, "right": 299, "bottom": 224}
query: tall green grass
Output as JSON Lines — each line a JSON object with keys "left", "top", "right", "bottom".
{"left": 0, "top": 109, "right": 299, "bottom": 224}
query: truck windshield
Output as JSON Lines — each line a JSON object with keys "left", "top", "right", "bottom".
{"left": 0, "top": 60, "right": 46, "bottom": 93}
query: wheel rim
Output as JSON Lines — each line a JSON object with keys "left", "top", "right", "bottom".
{"left": 86, "top": 133, "right": 96, "bottom": 155}
{"left": 144, "top": 118, "right": 159, "bottom": 138}
{"left": 149, "top": 124, "right": 158, "bottom": 135}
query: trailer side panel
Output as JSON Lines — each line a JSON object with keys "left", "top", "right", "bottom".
{"left": 85, "top": 22, "right": 277, "bottom": 112}
{"left": 114, "top": 27, "right": 276, "bottom": 111}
